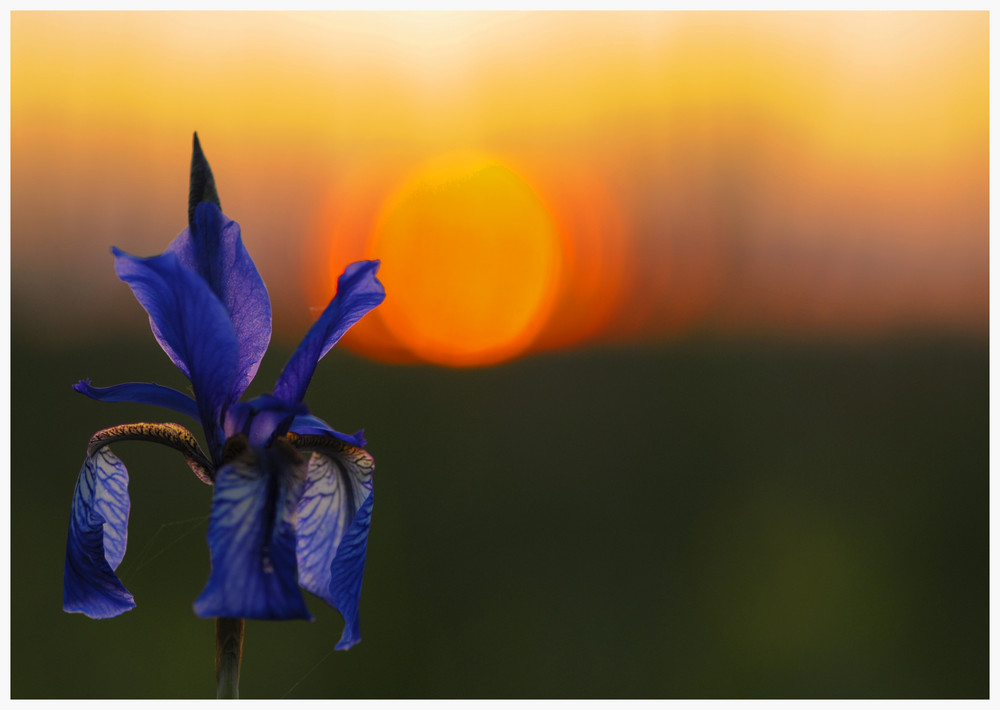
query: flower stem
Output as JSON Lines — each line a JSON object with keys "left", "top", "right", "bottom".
{"left": 215, "top": 617, "right": 245, "bottom": 699}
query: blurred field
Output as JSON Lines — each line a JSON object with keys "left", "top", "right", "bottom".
{"left": 12, "top": 328, "right": 986, "bottom": 698}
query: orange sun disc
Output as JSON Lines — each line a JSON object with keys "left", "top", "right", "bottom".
{"left": 364, "top": 152, "right": 563, "bottom": 367}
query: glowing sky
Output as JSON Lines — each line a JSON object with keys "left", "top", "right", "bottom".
{"left": 11, "top": 12, "right": 988, "bottom": 366}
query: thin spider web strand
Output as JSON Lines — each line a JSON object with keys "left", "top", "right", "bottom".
{"left": 282, "top": 646, "right": 338, "bottom": 698}
{"left": 131, "top": 518, "right": 208, "bottom": 574}
{"left": 118, "top": 515, "right": 210, "bottom": 578}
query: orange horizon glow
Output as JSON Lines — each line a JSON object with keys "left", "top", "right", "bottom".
{"left": 12, "top": 12, "right": 988, "bottom": 365}
{"left": 306, "top": 152, "right": 632, "bottom": 367}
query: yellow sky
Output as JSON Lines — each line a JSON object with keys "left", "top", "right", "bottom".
{"left": 12, "top": 12, "right": 988, "bottom": 365}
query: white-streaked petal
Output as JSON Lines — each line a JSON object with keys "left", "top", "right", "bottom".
{"left": 63, "top": 447, "right": 135, "bottom": 618}
{"left": 294, "top": 442, "right": 374, "bottom": 649}
{"left": 194, "top": 442, "right": 311, "bottom": 620}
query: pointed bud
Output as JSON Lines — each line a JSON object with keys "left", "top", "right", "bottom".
{"left": 189, "top": 132, "right": 221, "bottom": 226}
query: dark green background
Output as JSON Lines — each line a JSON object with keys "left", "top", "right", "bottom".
{"left": 11, "top": 326, "right": 987, "bottom": 698}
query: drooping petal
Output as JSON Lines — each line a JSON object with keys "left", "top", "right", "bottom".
{"left": 293, "top": 439, "right": 374, "bottom": 649}
{"left": 73, "top": 379, "right": 199, "bottom": 421}
{"left": 290, "top": 413, "right": 367, "bottom": 448}
{"left": 194, "top": 440, "right": 311, "bottom": 620}
{"left": 167, "top": 201, "right": 271, "bottom": 400}
{"left": 273, "top": 260, "right": 384, "bottom": 405}
{"left": 328, "top": 493, "right": 374, "bottom": 650}
{"left": 113, "top": 248, "right": 240, "bottom": 455}
{"left": 63, "top": 446, "right": 135, "bottom": 618}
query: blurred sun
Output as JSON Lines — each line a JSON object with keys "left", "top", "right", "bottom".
{"left": 359, "top": 152, "right": 563, "bottom": 367}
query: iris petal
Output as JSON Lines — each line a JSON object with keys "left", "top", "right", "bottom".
{"left": 328, "top": 493, "right": 373, "bottom": 650}
{"left": 294, "top": 442, "right": 374, "bottom": 649}
{"left": 223, "top": 395, "right": 308, "bottom": 448}
{"left": 73, "top": 379, "right": 199, "bottom": 421}
{"left": 194, "top": 442, "right": 311, "bottom": 620}
{"left": 63, "top": 447, "right": 135, "bottom": 619}
{"left": 167, "top": 202, "right": 271, "bottom": 400}
{"left": 273, "top": 260, "right": 385, "bottom": 405}
{"left": 290, "top": 413, "right": 367, "bottom": 448}
{"left": 113, "top": 248, "right": 240, "bottom": 455}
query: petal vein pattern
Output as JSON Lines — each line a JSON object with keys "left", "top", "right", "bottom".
{"left": 194, "top": 445, "right": 311, "bottom": 620}
{"left": 63, "top": 447, "right": 135, "bottom": 618}
{"left": 294, "top": 442, "right": 374, "bottom": 649}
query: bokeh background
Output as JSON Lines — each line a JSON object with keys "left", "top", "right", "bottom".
{"left": 11, "top": 11, "right": 987, "bottom": 698}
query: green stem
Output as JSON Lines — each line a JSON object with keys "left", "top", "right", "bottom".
{"left": 215, "top": 617, "right": 245, "bottom": 699}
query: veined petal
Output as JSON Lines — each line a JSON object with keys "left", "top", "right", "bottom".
{"left": 273, "top": 260, "right": 384, "bottom": 405}
{"left": 63, "top": 446, "right": 135, "bottom": 618}
{"left": 73, "top": 379, "right": 199, "bottom": 421}
{"left": 292, "top": 438, "right": 374, "bottom": 649}
{"left": 113, "top": 248, "right": 239, "bottom": 454}
{"left": 290, "top": 413, "right": 367, "bottom": 448}
{"left": 167, "top": 201, "right": 271, "bottom": 400}
{"left": 328, "top": 493, "right": 373, "bottom": 650}
{"left": 194, "top": 440, "right": 311, "bottom": 620}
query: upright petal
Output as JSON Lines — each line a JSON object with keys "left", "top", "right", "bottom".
{"left": 63, "top": 446, "right": 135, "bottom": 618}
{"left": 167, "top": 201, "right": 271, "bottom": 400}
{"left": 113, "top": 248, "right": 240, "bottom": 454}
{"left": 194, "top": 440, "right": 311, "bottom": 620}
{"left": 273, "top": 260, "right": 385, "bottom": 405}
{"left": 292, "top": 438, "right": 374, "bottom": 649}
{"left": 73, "top": 379, "right": 200, "bottom": 422}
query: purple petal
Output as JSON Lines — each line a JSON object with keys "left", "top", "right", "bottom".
{"left": 294, "top": 442, "right": 374, "bottom": 648}
{"left": 273, "top": 260, "right": 384, "bottom": 405}
{"left": 290, "top": 414, "right": 367, "bottom": 448}
{"left": 167, "top": 202, "right": 271, "bottom": 400}
{"left": 63, "top": 447, "right": 135, "bottom": 618}
{"left": 73, "top": 379, "right": 199, "bottom": 421}
{"left": 193, "top": 442, "right": 311, "bottom": 620}
{"left": 113, "top": 248, "right": 239, "bottom": 455}
{"left": 223, "top": 395, "right": 308, "bottom": 448}
{"left": 328, "top": 493, "right": 373, "bottom": 649}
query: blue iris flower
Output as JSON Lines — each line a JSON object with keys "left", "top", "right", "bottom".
{"left": 63, "top": 135, "right": 385, "bottom": 650}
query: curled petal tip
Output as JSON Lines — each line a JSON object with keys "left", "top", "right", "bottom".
{"left": 273, "top": 259, "right": 386, "bottom": 404}
{"left": 335, "top": 636, "right": 360, "bottom": 651}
